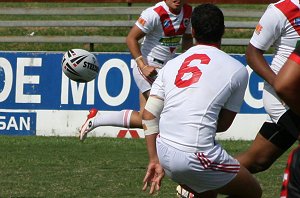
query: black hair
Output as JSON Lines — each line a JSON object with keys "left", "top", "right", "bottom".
{"left": 191, "top": 4, "right": 225, "bottom": 44}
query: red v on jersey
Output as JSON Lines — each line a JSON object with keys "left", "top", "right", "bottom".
{"left": 154, "top": 4, "right": 192, "bottom": 53}
{"left": 275, "top": 0, "right": 300, "bottom": 35}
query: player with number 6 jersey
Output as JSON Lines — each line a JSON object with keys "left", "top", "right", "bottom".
{"left": 152, "top": 45, "right": 247, "bottom": 152}
{"left": 142, "top": 4, "right": 261, "bottom": 198}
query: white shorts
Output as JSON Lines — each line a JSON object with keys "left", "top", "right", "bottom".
{"left": 156, "top": 137, "right": 240, "bottom": 193}
{"left": 132, "top": 56, "right": 164, "bottom": 93}
{"left": 263, "top": 82, "right": 289, "bottom": 123}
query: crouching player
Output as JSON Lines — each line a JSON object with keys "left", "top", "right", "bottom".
{"left": 141, "top": 4, "right": 262, "bottom": 198}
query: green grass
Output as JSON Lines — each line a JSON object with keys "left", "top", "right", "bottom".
{"left": 0, "top": 136, "right": 295, "bottom": 197}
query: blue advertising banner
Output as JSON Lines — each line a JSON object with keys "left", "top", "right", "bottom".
{"left": 0, "top": 51, "right": 272, "bottom": 114}
{"left": 0, "top": 111, "right": 36, "bottom": 135}
{"left": 0, "top": 52, "right": 139, "bottom": 111}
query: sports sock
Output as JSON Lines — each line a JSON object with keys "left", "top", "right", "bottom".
{"left": 93, "top": 110, "right": 133, "bottom": 128}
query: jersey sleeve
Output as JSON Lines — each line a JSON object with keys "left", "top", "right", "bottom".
{"left": 249, "top": 4, "right": 285, "bottom": 51}
{"left": 224, "top": 67, "right": 249, "bottom": 112}
{"left": 135, "top": 8, "right": 158, "bottom": 34}
{"left": 289, "top": 45, "right": 300, "bottom": 64}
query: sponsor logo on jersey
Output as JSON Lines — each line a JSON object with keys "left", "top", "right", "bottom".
{"left": 255, "top": 23, "right": 263, "bottom": 35}
{"left": 163, "top": 19, "right": 171, "bottom": 28}
{"left": 137, "top": 17, "right": 146, "bottom": 26}
{"left": 294, "top": 17, "right": 300, "bottom": 26}
{"left": 159, "top": 36, "right": 181, "bottom": 47}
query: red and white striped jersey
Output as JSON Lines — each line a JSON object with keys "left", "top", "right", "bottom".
{"left": 250, "top": 0, "right": 300, "bottom": 74}
{"left": 249, "top": 0, "right": 300, "bottom": 123}
{"left": 135, "top": 1, "right": 192, "bottom": 65}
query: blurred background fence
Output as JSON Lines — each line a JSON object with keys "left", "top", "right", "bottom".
{"left": 0, "top": 0, "right": 274, "bottom": 52}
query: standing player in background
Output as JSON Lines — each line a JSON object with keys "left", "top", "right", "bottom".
{"left": 79, "top": 0, "right": 193, "bottom": 141}
{"left": 142, "top": 4, "right": 261, "bottom": 198}
{"left": 273, "top": 45, "right": 300, "bottom": 198}
{"left": 235, "top": 0, "right": 300, "bottom": 174}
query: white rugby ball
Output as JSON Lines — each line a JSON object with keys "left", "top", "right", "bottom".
{"left": 62, "top": 49, "right": 99, "bottom": 82}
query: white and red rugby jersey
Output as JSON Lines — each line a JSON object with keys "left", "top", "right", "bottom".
{"left": 150, "top": 45, "right": 248, "bottom": 153}
{"left": 250, "top": 0, "right": 300, "bottom": 74}
{"left": 135, "top": 1, "right": 192, "bottom": 64}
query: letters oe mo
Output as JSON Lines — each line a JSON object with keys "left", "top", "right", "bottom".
{"left": 0, "top": 56, "right": 131, "bottom": 107}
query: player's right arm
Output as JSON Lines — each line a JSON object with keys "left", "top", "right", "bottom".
{"left": 126, "top": 9, "right": 157, "bottom": 81}
{"left": 246, "top": 44, "right": 276, "bottom": 85}
{"left": 246, "top": 4, "right": 282, "bottom": 86}
{"left": 217, "top": 67, "right": 249, "bottom": 132}
{"left": 126, "top": 24, "right": 147, "bottom": 70}
{"left": 142, "top": 96, "right": 165, "bottom": 194}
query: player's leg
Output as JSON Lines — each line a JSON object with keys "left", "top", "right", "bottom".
{"left": 177, "top": 120, "right": 297, "bottom": 197}
{"left": 216, "top": 165, "right": 262, "bottom": 198}
{"left": 80, "top": 91, "right": 150, "bottom": 132}
{"left": 280, "top": 144, "right": 300, "bottom": 198}
{"left": 79, "top": 108, "right": 138, "bottom": 141}
{"left": 126, "top": 90, "right": 150, "bottom": 128}
{"left": 166, "top": 140, "right": 259, "bottom": 198}
{"left": 238, "top": 85, "right": 299, "bottom": 172}
{"left": 236, "top": 121, "right": 296, "bottom": 173}
{"left": 277, "top": 109, "right": 300, "bottom": 140}
{"left": 177, "top": 166, "right": 261, "bottom": 198}
{"left": 79, "top": 61, "right": 152, "bottom": 141}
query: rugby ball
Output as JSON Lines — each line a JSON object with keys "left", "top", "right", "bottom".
{"left": 62, "top": 49, "right": 99, "bottom": 82}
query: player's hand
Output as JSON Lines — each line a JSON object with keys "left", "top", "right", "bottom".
{"left": 140, "top": 65, "right": 158, "bottom": 83}
{"left": 142, "top": 162, "right": 165, "bottom": 194}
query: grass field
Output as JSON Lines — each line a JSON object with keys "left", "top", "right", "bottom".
{"left": 0, "top": 136, "right": 296, "bottom": 197}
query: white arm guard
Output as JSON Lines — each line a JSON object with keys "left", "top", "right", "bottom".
{"left": 142, "top": 119, "right": 159, "bottom": 136}
{"left": 142, "top": 96, "right": 164, "bottom": 136}
{"left": 144, "top": 96, "right": 164, "bottom": 118}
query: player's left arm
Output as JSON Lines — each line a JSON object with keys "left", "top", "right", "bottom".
{"left": 181, "top": 33, "right": 193, "bottom": 52}
{"left": 274, "top": 49, "right": 300, "bottom": 116}
{"left": 218, "top": 67, "right": 249, "bottom": 132}
{"left": 217, "top": 109, "right": 237, "bottom": 132}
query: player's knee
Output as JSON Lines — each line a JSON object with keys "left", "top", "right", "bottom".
{"left": 238, "top": 152, "right": 274, "bottom": 173}
{"left": 248, "top": 157, "right": 274, "bottom": 173}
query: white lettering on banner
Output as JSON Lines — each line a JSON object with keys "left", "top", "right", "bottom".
{"left": 16, "top": 58, "right": 41, "bottom": 103}
{"left": 61, "top": 58, "right": 131, "bottom": 106}
{"left": 72, "top": 80, "right": 95, "bottom": 105}
{"left": 61, "top": 74, "right": 95, "bottom": 105}
{"left": 244, "top": 65, "right": 264, "bottom": 109}
{"left": 98, "top": 59, "right": 131, "bottom": 106}
{"left": 0, "top": 58, "right": 13, "bottom": 102}
{"left": 0, "top": 115, "right": 30, "bottom": 130}
{"left": 0, "top": 116, "right": 4, "bottom": 129}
